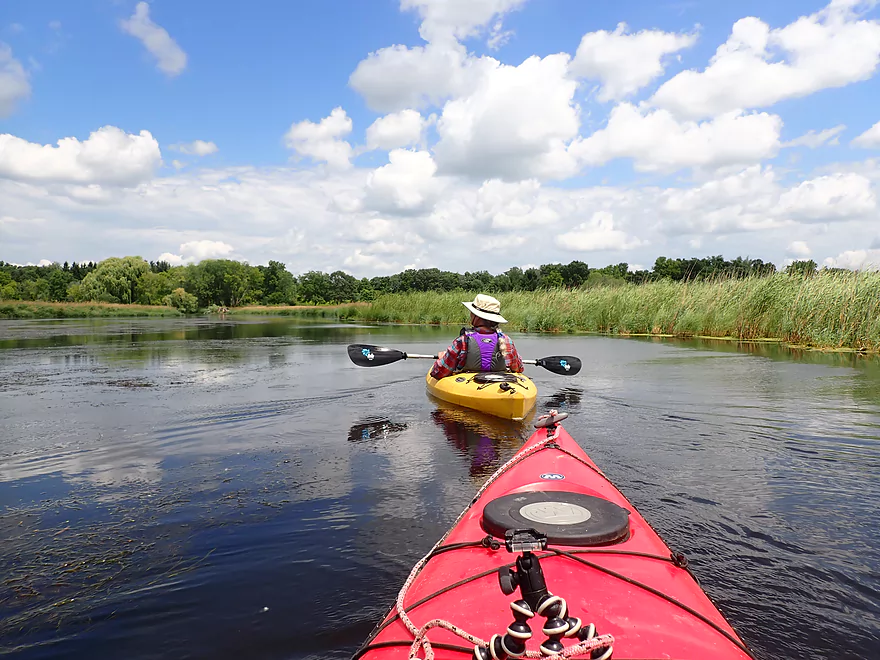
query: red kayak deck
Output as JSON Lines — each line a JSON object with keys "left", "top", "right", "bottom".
{"left": 355, "top": 420, "right": 753, "bottom": 660}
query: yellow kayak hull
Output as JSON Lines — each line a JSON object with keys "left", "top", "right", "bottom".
{"left": 425, "top": 370, "right": 538, "bottom": 421}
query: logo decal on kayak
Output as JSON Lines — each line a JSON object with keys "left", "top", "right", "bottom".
{"left": 361, "top": 348, "right": 374, "bottom": 361}
{"left": 540, "top": 472, "right": 565, "bottom": 480}
{"left": 560, "top": 359, "right": 570, "bottom": 372}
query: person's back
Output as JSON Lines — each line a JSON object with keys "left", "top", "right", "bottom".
{"left": 430, "top": 294, "right": 523, "bottom": 379}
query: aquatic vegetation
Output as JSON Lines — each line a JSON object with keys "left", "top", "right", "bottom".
{"left": 0, "top": 301, "right": 183, "bottom": 319}
{"left": 344, "top": 271, "right": 880, "bottom": 352}
{"left": 225, "top": 303, "right": 365, "bottom": 318}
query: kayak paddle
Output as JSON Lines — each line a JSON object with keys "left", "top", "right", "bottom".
{"left": 347, "top": 343, "right": 581, "bottom": 375}
{"left": 524, "top": 356, "right": 582, "bottom": 376}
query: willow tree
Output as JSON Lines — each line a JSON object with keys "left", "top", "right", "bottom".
{"left": 80, "top": 257, "right": 151, "bottom": 303}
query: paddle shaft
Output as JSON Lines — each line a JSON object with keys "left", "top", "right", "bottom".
{"left": 347, "top": 343, "right": 581, "bottom": 375}
{"left": 396, "top": 354, "right": 547, "bottom": 365}
{"left": 406, "top": 355, "right": 547, "bottom": 364}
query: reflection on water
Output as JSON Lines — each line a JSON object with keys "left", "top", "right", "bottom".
{"left": 347, "top": 417, "right": 409, "bottom": 444}
{"left": 543, "top": 386, "right": 583, "bottom": 412}
{"left": 1, "top": 318, "right": 879, "bottom": 659}
{"left": 428, "top": 402, "right": 527, "bottom": 478}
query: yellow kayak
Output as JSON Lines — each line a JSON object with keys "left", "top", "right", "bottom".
{"left": 425, "top": 370, "right": 538, "bottom": 421}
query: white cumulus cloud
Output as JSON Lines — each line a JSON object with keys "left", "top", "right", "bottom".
{"left": 433, "top": 53, "right": 580, "bottom": 180}
{"left": 159, "top": 240, "right": 234, "bottom": 265}
{"left": 651, "top": 1, "right": 880, "bottom": 118}
{"left": 349, "top": 218, "right": 397, "bottom": 243}
{"left": 475, "top": 179, "right": 558, "bottom": 230}
{"left": 170, "top": 140, "right": 218, "bottom": 156}
{"left": 349, "top": 40, "right": 494, "bottom": 113}
{"left": 400, "top": 0, "right": 528, "bottom": 43}
{"left": 555, "top": 211, "right": 643, "bottom": 251}
{"left": 365, "top": 149, "right": 443, "bottom": 214}
{"left": 787, "top": 240, "right": 812, "bottom": 257}
{"left": 120, "top": 2, "right": 187, "bottom": 77}
{"left": 571, "top": 23, "right": 698, "bottom": 101}
{"left": 658, "top": 165, "right": 783, "bottom": 234}
{"left": 0, "top": 43, "right": 30, "bottom": 117}
{"left": 572, "top": 104, "right": 781, "bottom": 173}
{"left": 823, "top": 248, "right": 880, "bottom": 270}
{"left": 365, "top": 109, "right": 427, "bottom": 151}
{"left": 775, "top": 172, "right": 876, "bottom": 221}
{"left": 284, "top": 107, "right": 353, "bottom": 170}
{"left": 0, "top": 126, "right": 161, "bottom": 185}
{"left": 852, "top": 120, "right": 880, "bottom": 148}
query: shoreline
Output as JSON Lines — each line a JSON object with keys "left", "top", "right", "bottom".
{"left": 3, "top": 275, "right": 879, "bottom": 356}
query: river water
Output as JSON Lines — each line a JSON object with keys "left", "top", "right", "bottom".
{"left": 0, "top": 318, "right": 878, "bottom": 659}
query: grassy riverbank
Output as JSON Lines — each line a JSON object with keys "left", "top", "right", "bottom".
{"left": 349, "top": 272, "right": 880, "bottom": 352}
{"left": 225, "top": 303, "right": 367, "bottom": 317}
{"left": 0, "top": 300, "right": 362, "bottom": 320}
{"left": 0, "top": 301, "right": 183, "bottom": 319}
{"left": 4, "top": 272, "right": 878, "bottom": 351}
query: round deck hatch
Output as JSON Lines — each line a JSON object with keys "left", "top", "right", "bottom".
{"left": 482, "top": 491, "right": 630, "bottom": 546}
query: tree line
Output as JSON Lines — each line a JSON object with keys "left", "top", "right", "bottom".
{"left": 0, "top": 255, "right": 822, "bottom": 311}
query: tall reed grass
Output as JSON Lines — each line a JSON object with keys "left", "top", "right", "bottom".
{"left": 350, "top": 272, "right": 880, "bottom": 351}
{"left": 0, "top": 301, "right": 183, "bottom": 319}
{"left": 226, "top": 303, "right": 365, "bottom": 317}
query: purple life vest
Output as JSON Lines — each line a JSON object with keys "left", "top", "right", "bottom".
{"left": 462, "top": 330, "right": 506, "bottom": 372}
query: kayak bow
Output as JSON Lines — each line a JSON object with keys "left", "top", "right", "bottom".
{"left": 354, "top": 413, "right": 754, "bottom": 660}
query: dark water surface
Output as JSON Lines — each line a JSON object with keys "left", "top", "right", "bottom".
{"left": 1, "top": 318, "right": 879, "bottom": 659}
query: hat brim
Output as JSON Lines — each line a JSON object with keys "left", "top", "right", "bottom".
{"left": 463, "top": 301, "right": 507, "bottom": 324}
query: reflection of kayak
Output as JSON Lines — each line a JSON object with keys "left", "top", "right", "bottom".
{"left": 425, "top": 370, "right": 538, "bottom": 421}
{"left": 429, "top": 397, "right": 531, "bottom": 439}
{"left": 354, "top": 415, "right": 754, "bottom": 660}
{"left": 430, "top": 407, "right": 524, "bottom": 480}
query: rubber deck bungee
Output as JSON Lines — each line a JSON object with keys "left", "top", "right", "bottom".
{"left": 354, "top": 416, "right": 754, "bottom": 660}
{"left": 426, "top": 370, "right": 538, "bottom": 421}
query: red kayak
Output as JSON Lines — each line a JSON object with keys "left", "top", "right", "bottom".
{"left": 353, "top": 413, "right": 754, "bottom": 660}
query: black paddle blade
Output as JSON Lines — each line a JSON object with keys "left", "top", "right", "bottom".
{"left": 347, "top": 344, "right": 406, "bottom": 367}
{"left": 535, "top": 356, "right": 582, "bottom": 376}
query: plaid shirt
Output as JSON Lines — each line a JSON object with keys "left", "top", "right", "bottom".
{"left": 430, "top": 329, "right": 524, "bottom": 379}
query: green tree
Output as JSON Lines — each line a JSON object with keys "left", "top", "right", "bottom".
{"left": 261, "top": 260, "right": 297, "bottom": 304}
{"left": 0, "top": 271, "right": 17, "bottom": 299}
{"left": 298, "top": 271, "right": 332, "bottom": 304}
{"left": 47, "top": 269, "right": 72, "bottom": 301}
{"left": 653, "top": 256, "right": 683, "bottom": 281}
{"left": 541, "top": 270, "right": 564, "bottom": 289}
{"left": 559, "top": 260, "right": 591, "bottom": 287}
{"left": 137, "top": 270, "right": 176, "bottom": 304}
{"left": 504, "top": 267, "right": 525, "bottom": 291}
{"left": 164, "top": 287, "right": 199, "bottom": 313}
{"left": 67, "top": 282, "right": 85, "bottom": 301}
{"left": 328, "top": 270, "right": 359, "bottom": 302}
{"left": 185, "top": 259, "right": 260, "bottom": 307}
{"left": 358, "top": 277, "right": 378, "bottom": 301}
{"left": 80, "top": 256, "right": 151, "bottom": 303}
{"left": 786, "top": 259, "right": 818, "bottom": 276}
{"left": 594, "top": 263, "right": 628, "bottom": 280}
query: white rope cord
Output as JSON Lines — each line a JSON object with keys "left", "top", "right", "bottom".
{"left": 392, "top": 414, "right": 615, "bottom": 660}
{"left": 408, "top": 618, "right": 614, "bottom": 660}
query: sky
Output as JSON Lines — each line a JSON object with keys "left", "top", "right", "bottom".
{"left": 1, "top": 0, "right": 880, "bottom": 276}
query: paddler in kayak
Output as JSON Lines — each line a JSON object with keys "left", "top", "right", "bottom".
{"left": 430, "top": 294, "right": 524, "bottom": 379}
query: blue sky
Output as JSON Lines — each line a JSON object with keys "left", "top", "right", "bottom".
{"left": 1, "top": 0, "right": 880, "bottom": 273}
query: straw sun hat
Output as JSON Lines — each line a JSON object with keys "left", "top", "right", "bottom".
{"left": 462, "top": 294, "right": 508, "bottom": 324}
